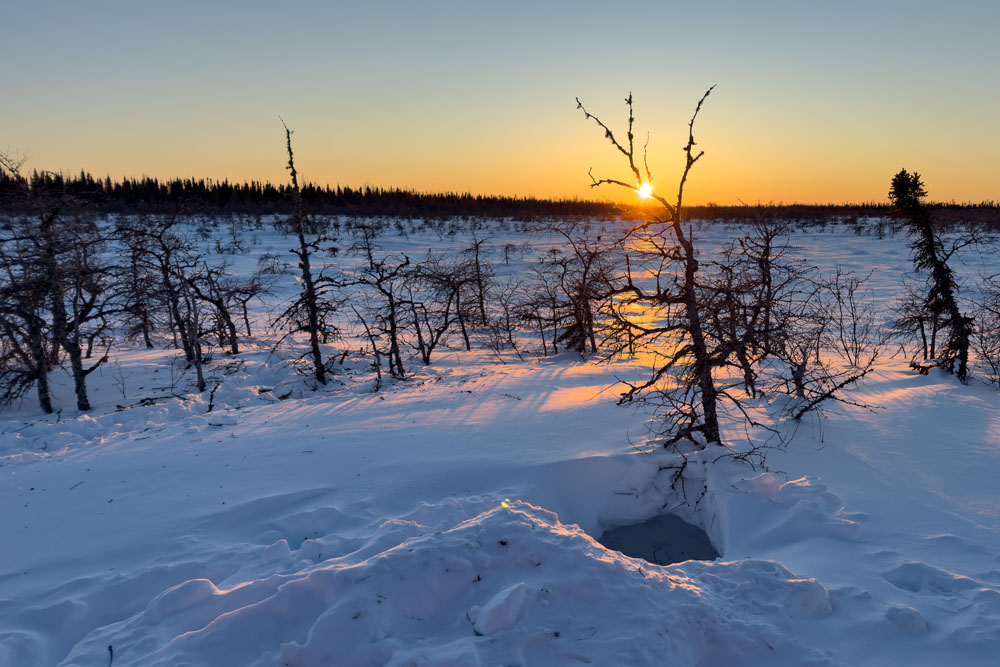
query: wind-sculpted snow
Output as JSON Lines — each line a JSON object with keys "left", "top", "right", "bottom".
{"left": 59, "top": 501, "right": 839, "bottom": 667}
{"left": 722, "top": 474, "right": 863, "bottom": 553}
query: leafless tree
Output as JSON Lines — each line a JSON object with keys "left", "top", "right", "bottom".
{"left": 117, "top": 212, "right": 200, "bottom": 362}
{"left": 351, "top": 303, "right": 383, "bottom": 391}
{"left": 769, "top": 270, "right": 883, "bottom": 422}
{"left": 484, "top": 275, "right": 525, "bottom": 362}
{"left": 179, "top": 278, "right": 208, "bottom": 392}
{"left": 580, "top": 95, "right": 881, "bottom": 452}
{"left": 519, "top": 258, "right": 564, "bottom": 356}
{"left": 408, "top": 255, "right": 477, "bottom": 351}
{"left": 116, "top": 217, "right": 158, "bottom": 349}
{"left": 347, "top": 225, "right": 411, "bottom": 379}
{"left": 407, "top": 255, "right": 460, "bottom": 365}
{"left": 184, "top": 260, "right": 269, "bottom": 356}
{"left": 889, "top": 275, "right": 937, "bottom": 363}
{"left": 274, "top": 120, "right": 340, "bottom": 385}
{"left": 532, "top": 222, "right": 620, "bottom": 357}
{"left": 461, "top": 235, "right": 495, "bottom": 327}
{"left": 578, "top": 88, "right": 724, "bottom": 446}
{"left": 972, "top": 272, "right": 1000, "bottom": 387}
{"left": 826, "top": 267, "right": 884, "bottom": 368}
{"left": 230, "top": 268, "right": 275, "bottom": 338}
{"left": 0, "top": 234, "right": 53, "bottom": 411}
{"left": 0, "top": 155, "right": 112, "bottom": 411}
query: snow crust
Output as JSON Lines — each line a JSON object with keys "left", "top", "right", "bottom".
{"left": 3, "top": 219, "right": 1000, "bottom": 666}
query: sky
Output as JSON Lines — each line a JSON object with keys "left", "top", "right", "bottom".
{"left": 3, "top": 0, "right": 998, "bottom": 204}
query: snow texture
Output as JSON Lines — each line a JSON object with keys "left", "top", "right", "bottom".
{"left": 2, "top": 219, "right": 1000, "bottom": 666}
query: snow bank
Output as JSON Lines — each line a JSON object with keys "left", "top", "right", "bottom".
{"left": 61, "top": 501, "right": 838, "bottom": 667}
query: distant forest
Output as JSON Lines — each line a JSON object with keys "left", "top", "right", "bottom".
{"left": 2, "top": 169, "right": 998, "bottom": 225}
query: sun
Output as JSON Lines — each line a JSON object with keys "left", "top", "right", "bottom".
{"left": 637, "top": 183, "right": 653, "bottom": 199}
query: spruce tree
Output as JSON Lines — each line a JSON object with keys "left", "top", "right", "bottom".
{"left": 890, "top": 169, "right": 972, "bottom": 381}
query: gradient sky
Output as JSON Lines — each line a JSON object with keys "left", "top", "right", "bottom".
{"left": 4, "top": 1, "right": 998, "bottom": 204}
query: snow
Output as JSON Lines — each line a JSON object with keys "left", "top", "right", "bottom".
{"left": 2, "top": 219, "right": 1000, "bottom": 666}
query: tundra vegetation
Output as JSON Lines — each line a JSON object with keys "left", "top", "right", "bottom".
{"left": 0, "top": 113, "right": 994, "bottom": 468}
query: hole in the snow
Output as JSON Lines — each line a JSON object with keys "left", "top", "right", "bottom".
{"left": 597, "top": 513, "right": 720, "bottom": 565}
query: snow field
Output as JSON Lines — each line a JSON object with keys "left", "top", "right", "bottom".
{"left": 2, "top": 218, "right": 1000, "bottom": 665}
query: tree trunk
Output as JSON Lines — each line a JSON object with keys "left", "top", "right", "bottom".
{"left": 285, "top": 124, "right": 327, "bottom": 386}
{"left": 455, "top": 292, "right": 471, "bottom": 350}
{"left": 678, "top": 230, "right": 721, "bottom": 445}
{"left": 41, "top": 212, "right": 91, "bottom": 411}
{"left": 28, "top": 324, "right": 53, "bottom": 414}
{"left": 296, "top": 227, "right": 326, "bottom": 385}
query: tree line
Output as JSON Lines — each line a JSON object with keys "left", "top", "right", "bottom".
{"left": 2, "top": 165, "right": 997, "bottom": 225}
{"left": 0, "top": 169, "right": 616, "bottom": 220}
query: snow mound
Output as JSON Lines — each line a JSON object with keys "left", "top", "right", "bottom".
{"left": 61, "top": 500, "right": 837, "bottom": 666}
{"left": 883, "top": 561, "right": 979, "bottom": 595}
{"left": 886, "top": 605, "right": 928, "bottom": 634}
{"left": 722, "top": 473, "right": 862, "bottom": 555}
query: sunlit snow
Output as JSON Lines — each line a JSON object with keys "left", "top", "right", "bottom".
{"left": 3, "top": 217, "right": 1000, "bottom": 666}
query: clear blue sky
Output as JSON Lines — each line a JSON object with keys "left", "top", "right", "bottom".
{"left": 3, "top": 0, "right": 997, "bottom": 203}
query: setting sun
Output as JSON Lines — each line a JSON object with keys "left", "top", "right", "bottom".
{"left": 637, "top": 183, "right": 653, "bottom": 198}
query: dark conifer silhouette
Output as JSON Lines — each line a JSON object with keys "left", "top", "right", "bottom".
{"left": 889, "top": 169, "right": 972, "bottom": 381}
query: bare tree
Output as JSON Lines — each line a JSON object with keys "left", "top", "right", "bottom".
{"left": 0, "top": 156, "right": 112, "bottom": 411}
{"left": 54, "top": 215, "right": 116, "bottom": 398}
{"left": 117, "top": 212, "right": 200, "bottom": 362}
{"left": 274, "top": 120, "right": 340, "bottom": 385}
{"left": 0, "top": 233, "right": 54, "bottom": 411}
{"left": 826, "top": 267, "right": 883, "bottom": 368}
{"left": 461, "top": 235, "right": 494, "bottom": 327}
{"left": 578, "top": 88, "right": 724, "bottom": 446}
{"left": 448, "top": 259, "right": 479, "bottom": 351}
{"left": 179, "top": 277, "right": 208, "bottom": 392}
{"left": 230, "top": 267, "right": 275, "bottom": 338}
{"left": 407, "top": 255, "right": 459, "bottom": 365}
{"left": 771, "top": 269, "right": 883, "bottom": 421}
{"left": 889, "top": 275, "right": 936, "bottom": 362}
{"left": 484, "top": 275, "right": 524, "bottom": 362}
{"left": 346, "top": 225, "right": 411, "bottom": 379}
{"left": 184, "top": 261, "right": 246, "bottom": 355}
{"left": 117, "top": 217, "right": 158, "bottom": 349}
{"left": 351, "top": 303, "right": 384, "bottom": 391}
{"left": 972, "top": 272, "right": 1000, "bottom": 387}
{"left": 532, "top": 222, "right": 620, "bottom": 357}
{"left": 580, "top": 96, "right": 881, "bottom": 452}
{"left": 519, "top": 258, "right": 565, "bottom": 356}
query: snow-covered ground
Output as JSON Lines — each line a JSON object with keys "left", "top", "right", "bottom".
{"left": 2, "top": 219, "right": 1000, "bottom": 666}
